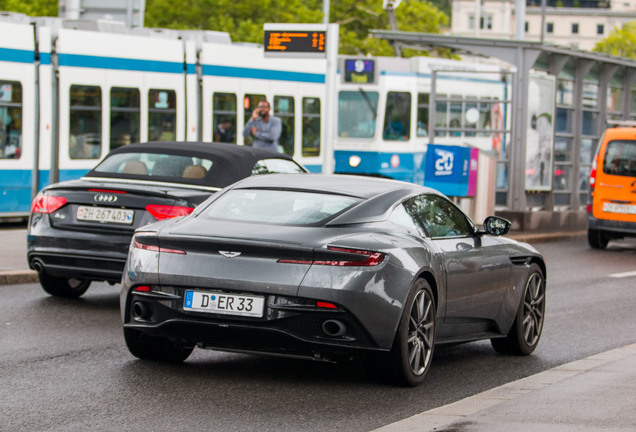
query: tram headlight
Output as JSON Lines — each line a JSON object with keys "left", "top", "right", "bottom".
{"left": 349, "top": 155, "right": 362, "bottom": 168}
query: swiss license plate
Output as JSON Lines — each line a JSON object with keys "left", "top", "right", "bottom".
{"left": 184, "top": 290, "right": 265, "bottom": 318}
{"left": 77, "top": 206, "right": 134, "bottom": 224}
{"left": 602, "top": 202, "right": 636, "bottom": 215}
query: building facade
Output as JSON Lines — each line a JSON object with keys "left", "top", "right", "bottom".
{"left": 451, "top": 0, "right": 636, "bottom": 50}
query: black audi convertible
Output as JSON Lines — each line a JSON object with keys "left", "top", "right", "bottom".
{"left": 27, "top": 141, "right": 306, "bottom": 298}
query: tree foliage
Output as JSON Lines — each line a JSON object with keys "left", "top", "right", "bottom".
{"left": 145, "top": 0, "right": 449, "bottom": 56}
{"left": 0, "top": 0, "right": 57, "bottom": 16}
{"left": 593, "top": 21, "right": 636, "bottom": 59}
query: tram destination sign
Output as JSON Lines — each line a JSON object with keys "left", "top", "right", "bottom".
{"left": 263, "top": 24, "right": 327, "bottom": 58}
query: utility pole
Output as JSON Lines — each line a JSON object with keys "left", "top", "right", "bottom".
{"left": 383, "top": 0, "right": 402, "bottom": 56}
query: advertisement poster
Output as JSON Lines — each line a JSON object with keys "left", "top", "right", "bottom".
{"left": 525, "top": 73, "right": 556, "bottom": 191}
{"left": 424, "top": 144, "right": 478, "bottom": 197}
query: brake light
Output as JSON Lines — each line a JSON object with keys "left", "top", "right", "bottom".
{"left": 135, "top": 285, "right": 151, "bottom": 292}
{"left": 30, "top": 193, "right": 67, "bottom": 214}
{"left": 131, "top": 235, "right": 186, "bottom": 255}
{"left": 589, "top": 155, "right": 598, "bottom": 190}
{"left": 278, "top": 247, "right": 385, "bottom": 267}
{"left": 145, "top": 204, "right": 194, "bottom": 220}
{"left": 317, "top": 301, "right": 338, "bottom": 309}
{"left": 88, "top": 188, "right": 126, "bottom": 194}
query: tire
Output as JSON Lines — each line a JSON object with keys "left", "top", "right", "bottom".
{"left": 491, "top": 264, "right": 545, "bottom": 355}
{"left": 123, "top": 328, "right": 193, "bottom": 363}
{"left": 38, "top": 273, "right": 91, "bottom": 298}
{"left": 389, "top": 279, "right": 436, "bottom": 386}
{"left": 588, "top": 228, "right": 609, "bottom": 249}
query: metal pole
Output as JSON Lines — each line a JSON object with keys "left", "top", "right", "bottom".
{"left": 322, "top": 0, "right": 330, "bottom": 24}
{"left": 540, "top": 0, "right": 546, "bottom": 43}
{"left": 323, "top": 23, "right": 339, "bottom": 174}
{"left": 515, "top": 0, "right": 526, "bottom": 40}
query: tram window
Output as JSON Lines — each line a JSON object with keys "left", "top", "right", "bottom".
{"left": 275, "top": 96, "right": 295, "bottom": 156}
{"left": 110, "top": 87, "right": 140, "bottom": 150}
{"left": 213, "top": 92, "right": 237, "bottom": 143}
{"left": 449, "top": 95, "right": 462, "bottom": 137}
{"left": 338, "top": 90, "right": 378, "bottom": 138}
{"left": 243, "top": 94, "right": 266, "bottom": 146}
{"left": 417, "top": 93, "right": 429, "bottom": 137}
{"left": 435, "top": 94, "right": 447, "bottom": 137}
{"left": 465, "top": 101, "right": 477, "bottom": 137}
{"left": 148, "top": 89, "right": 176, "bottom": 142}
{"left": 302, "top": 97, "right": 321, "bottom": 157}
{"left": 0, "top": 81, "right": 22, "bottom": 160}
{"left": 383, "top": 92, "right": 411, "bottom": 141}
{"left": 70, "top": 85, "right": 102, "bottom": 160}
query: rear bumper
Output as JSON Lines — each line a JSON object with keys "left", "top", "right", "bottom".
{"left": 122, "top": 288, "right": 383, "bottom": 359}
{"left": 588, "top": 214, "right": 636, "bottom": 237}
{"left": 28, "top": 251, "right": 125, "bottom": 283}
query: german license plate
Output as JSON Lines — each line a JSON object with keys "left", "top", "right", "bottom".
{"left": 184, "top": 290, "right": 265, "bottom": 317}
{"left": 603, "top": 202, "right": 636, "bottom": 215}
{"left": 77, "top": 206, "right": 134, "bottom": 224}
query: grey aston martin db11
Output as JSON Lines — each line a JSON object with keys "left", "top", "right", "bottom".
{"left": 121, "top": 174, "right": 546, "bottom": 386}
{"left": 27, "top": 141, "right": 306, "bottom": 298}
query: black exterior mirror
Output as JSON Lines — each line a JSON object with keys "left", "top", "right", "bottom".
{"left": 483, "top": 216, "right": 511, "bottom": 236}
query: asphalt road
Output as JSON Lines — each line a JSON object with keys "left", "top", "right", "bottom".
{"left": 1, "top": 236, "right": 636, "bottom": 431}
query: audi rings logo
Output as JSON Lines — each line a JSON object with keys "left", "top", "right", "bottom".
{"left": 94, "top": 194, "right": 118, "bottom": 203}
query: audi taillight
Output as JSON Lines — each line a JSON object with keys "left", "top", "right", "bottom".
{"left": 30, "top": 192, "right": 67, "bottom": 214}
{"left": 145, "top": 204, "right": 194, "bottom": 220}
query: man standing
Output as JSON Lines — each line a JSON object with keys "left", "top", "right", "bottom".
{"left": 243, "top": 100, "right": 281, "bottom": 152}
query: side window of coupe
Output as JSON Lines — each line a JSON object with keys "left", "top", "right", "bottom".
{"left": 390, "top": 204, "right": 425, "bottom": 236}
{"left": 405, "top": 195, "right": 472, "bottom": 238}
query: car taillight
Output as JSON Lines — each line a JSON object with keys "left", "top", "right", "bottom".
{"left": 589, "top": 155, "right": 598, "bottom": 190}
{"left": 30, "top": 193, "right": 67, "bottom": 214}
{"left": 278, "top": 246, "right": 385, "bottom": 267}
{"left": 131, "top": 233, "right": 186, "bottom": 255}
{"left": 145, "top": 204, "right": 194, "bottom": 220}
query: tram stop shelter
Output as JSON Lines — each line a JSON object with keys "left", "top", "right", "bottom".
{"left": 372, "top": 30, "right": 636, "bottom": 232}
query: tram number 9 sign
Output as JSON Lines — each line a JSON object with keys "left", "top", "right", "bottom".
{"left": 264, "top": 30, "right": 326, "bottom": 57}
{"left": 343, "top": 59, "right": 376, "bottom": 84}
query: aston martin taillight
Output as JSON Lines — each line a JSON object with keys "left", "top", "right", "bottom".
{"left": 145, "top": 204, "right": 194, "bottom": 220}
{"left": 131, "top": 233, "right": 186, "bottom": 255}
{"left": 278, "top": 246, "right": 385, "bottom": 267}
{"left": 30, "top": 193, "right": 67, "bottom": 214}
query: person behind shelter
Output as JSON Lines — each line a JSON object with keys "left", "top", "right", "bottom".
{"left": 242, "top": 100, "right": 281, "bottom": 152}
{"left": 214, "top": 117, "right": 236, "bottom": 143}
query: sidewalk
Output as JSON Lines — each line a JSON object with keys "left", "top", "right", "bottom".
{"left": 374, "top": 343, "right": 636, "bottom": 432}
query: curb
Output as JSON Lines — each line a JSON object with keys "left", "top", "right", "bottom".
{"left": 0, "top": 270, "right": 38, "bottom": 285}
{"left": 373, "top": 343, "right": 636, "bottom": 432}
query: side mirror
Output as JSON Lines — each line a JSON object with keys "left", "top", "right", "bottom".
{"left": 482, "top": 216, "right": 511, "bottom": 236}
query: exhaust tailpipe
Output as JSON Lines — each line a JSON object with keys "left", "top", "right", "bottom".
{"left": 322, "top": 320, "right": 346, "bottom": 337}
{"left": 132, "top": 301, "right": 152, "bottom": 320}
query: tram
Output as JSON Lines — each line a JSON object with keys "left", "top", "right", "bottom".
{"left": 0, "top": 12, "right": 508, "bottom": 220}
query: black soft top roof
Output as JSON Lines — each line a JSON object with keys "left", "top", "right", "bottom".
{"left": 85, "top": 141, "right": 304, "bottom": 188}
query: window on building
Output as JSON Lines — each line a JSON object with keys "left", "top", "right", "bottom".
{"left": 480, "top": 15, "right": 493, "bottom": 30}
{"left": 274, "top": 95, "right": 295, "bottom": 156}
{"left": 110, "top": 87, "right": 140, "bottom": 150}
{"left": 597, "top": 24, "right": 604, "bottom": 35}
{"left": 148, "top": 89, "right": 176, "bottom": 142}
{"left": 547, "top": 23, "right": 554, "bottom": 34}
{"left": 468, "top": 14, "right": 475, "bottom": 30}
{"left": 212, "top": 92, "right": 237, "bottom": 143}
{"left": 0, "top": 81, "right": 22, "bottom": 160}
{"left": 70, "top": 85, "right": 102, "bottom": 160}
{"left": 302, "top": 97, "right": 320, "bottom": 157}
{"left": 572, "top": 23, "right": 579, "bottom": 34}
{"left": 525, "top": 22, "right": 529, "bottom": 33}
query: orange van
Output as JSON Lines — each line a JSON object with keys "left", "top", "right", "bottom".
{"left": 588, "top": 125, "right": 636, "bottom": 249}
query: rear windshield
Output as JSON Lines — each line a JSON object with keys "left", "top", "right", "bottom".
{"left": 603, "top": 140, "right": 636, "bottom": 177}
{"left": 204, "top": 189, "right": 360, "bottom": 225}
{"left": 252, "top": 158, "right": 306, "bottom": 175}
{"left": 92, "top": 152, "right": 213, "bottom": 179}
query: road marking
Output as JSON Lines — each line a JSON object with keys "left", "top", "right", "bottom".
{"left": 609, "top": 270, "right": 636, "bottom": 278}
